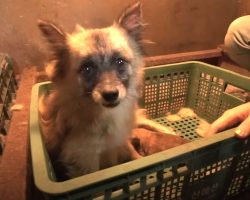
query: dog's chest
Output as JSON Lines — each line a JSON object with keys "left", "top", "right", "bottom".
{"left": 59, "top": 101, "right": 135, "bottom": 176}
{"left": 67, "top": 103, "right": 133, "bottom": 149}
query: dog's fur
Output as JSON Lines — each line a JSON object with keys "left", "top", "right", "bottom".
{"left": 131, "top": 128, "right": 189, "bottom": 156}
{"left": 38, "top": 2, "right": 145, "bottom": 179}
{"left": 38, "top": 2, "right": 176, "bottom": 180}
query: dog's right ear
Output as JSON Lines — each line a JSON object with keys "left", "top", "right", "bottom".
{"left": 118, "top": 2, "right": 143, "bottom": 43}
{"left": 38, "top": 20, "right": 66, "bottom": 53}
{"left": 38, "top": 20, "right": 69, "bottom": 81}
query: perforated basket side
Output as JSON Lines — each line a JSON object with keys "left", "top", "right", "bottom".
{"left": 141, "top": 64, "right": 193, "bottom": 119}
{"left": 187, "top": 62, "right": 250, "bottom": 123}
{"left": 0, "top": 54, "right": 17, "bottom": 144}
{"left": 30, "top": 62, "right": 250, "bottom": 200}
{"left": 142, "top": 62, "right": 250, "bottom": 121}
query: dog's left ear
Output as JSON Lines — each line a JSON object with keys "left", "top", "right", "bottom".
{"left": 118, "top": 2, "right": 143, "bottom": 42}
{"left": 38, "top": 20, "right": 69, "bottom": 81}
{"left": 38, "top": 20, "right": 67, "bottom": 54}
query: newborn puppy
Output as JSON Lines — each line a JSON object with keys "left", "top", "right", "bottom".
{"left": 130, "top": 128, "right": 189, "bottom": 156}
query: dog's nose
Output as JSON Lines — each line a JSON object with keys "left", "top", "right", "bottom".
{"left": 102, "top": 90, "right": 119, "bottom": 102}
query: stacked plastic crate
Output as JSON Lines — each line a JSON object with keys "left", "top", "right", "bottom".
{"left": 0, "top": 54, "right": 18, "bottom": 154}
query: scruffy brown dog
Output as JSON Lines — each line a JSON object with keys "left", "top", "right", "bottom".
{"left": 38, "top": 2, "right": 174, "bottom": 180}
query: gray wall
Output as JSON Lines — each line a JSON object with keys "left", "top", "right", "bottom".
{"left": 0, "top": 0, "right": 240, "bottom": 72}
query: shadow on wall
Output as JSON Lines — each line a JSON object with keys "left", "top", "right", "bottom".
{"left": 0, "top": 0, "right": 238, "bottom": 72}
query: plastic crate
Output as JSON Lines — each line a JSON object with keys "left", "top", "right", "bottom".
{"left": 29, "top": 61, "right": 250, "bottom": 200}
{"left": 0, "top": 54, "right": 17, "bottom": 152}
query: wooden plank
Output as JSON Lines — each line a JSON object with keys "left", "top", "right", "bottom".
{"left": 145, "top": 48, "right": 222, "bottom": 66}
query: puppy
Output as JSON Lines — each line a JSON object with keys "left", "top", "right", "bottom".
{"left": 131, "top": 128, "right": 189, "bottom": 156}
{"left": 38, "top": 2, "right": 175, "bottom": 180}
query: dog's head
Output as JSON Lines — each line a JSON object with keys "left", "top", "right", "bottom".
{"left": 39, "top": 2, "right": 144, "bottom": 108}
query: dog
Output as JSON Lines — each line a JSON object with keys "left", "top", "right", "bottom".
{"left": 131, "top": 128, "right": 189, "bottom": 156}
{"left": 38, "top": 2, "right": 175, "bottom": 180}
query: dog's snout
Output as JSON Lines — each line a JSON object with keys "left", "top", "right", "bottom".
{"left": 102, "top": 90, "right": 119, "bottom": 102}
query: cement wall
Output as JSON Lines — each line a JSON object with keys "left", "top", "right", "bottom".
{"left": 0, "top": 0, "right": 239, "bottom": 72}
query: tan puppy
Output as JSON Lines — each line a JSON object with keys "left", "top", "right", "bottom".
{"left": 131, "top": 128, "right": 189, "bottom": 156}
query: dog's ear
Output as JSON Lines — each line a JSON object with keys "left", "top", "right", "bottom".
{"left": 38, "top": 20, "right": 67, "bottom": 53}
{"left": 118, "top": 2, "right": 143, "bottom": 42}
{"left": 38, "top": 20, "right": 69, "bottom": 81}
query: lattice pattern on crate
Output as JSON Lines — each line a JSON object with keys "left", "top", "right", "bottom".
{"left": 189, "top": 157, "right": 234, "bottom": 183}
{"left": 158, "top": 176, "right": 184, "bottom": 200}
{"left": 144, "top": 83, "right": 158, "bottom": 104}
{"left": 171, "top": 117, "right": 200, "bottom": 140}
{"left": 235, "top": 150, "right": 250, "bottom": 172}
{"left": 218, "top": 101, "right": 231, "bottom": 117}
{"left": 243, "top": 176, "right": 250, "bottom": 190}
{"left": 155, "top": 116, "right": 200, "bottom": 141}
{"left": 172, "top": 78, "right": 189, "bottom": 98}
{"left": 129, "top": 174, "right": 158, "bottom": 200}
{"left": 95, "top": 153, "right": 248, "bottom": 200}
{"left": 130, "top": 187, "right": 155, "bottom": 200}
{"left": 145, "top": 103, "right": 157, "bottom": 118}
{"left": 159, "top": 81, "right": 171, "bottom": 101}
{"left": 197, "top": 79, "right": 210, "bottom": 99}
{"left": 105, "top": 167, "right": 188, "bottom": 200}
{"left": 226, "top": 175, "right": 244, "bottom": 196}
{"left": 157, "top": 101, "right": 170, "bottom": 117}
{"left": 143, "top": 71, "right": 190, "bottom": 118}
{"left": 0, "top": 106, "right": 10, "bottom": 135}
{"left": 0, "top": 54, "right": 17, "bottom": 155}
{"left": 170, "top": 96, "right": 186, "bottom": 114}
{"left": 225, "top": 150, "right": 250, "bottom": 196}
{"left": 195, "top": 73, "right": 225, "bottom": 121}
{"left": 207, "top": 84, "right": 223, "bottom": 115}
{"left": 191, "top": 182, "right": 219, "bottom": 200}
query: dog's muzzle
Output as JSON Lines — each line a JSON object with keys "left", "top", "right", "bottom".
{"left": 92, "top": 80, "right": 127, "bottom": 108}
{"left": 101, "top": 89, "right": 120, "bottom": 108}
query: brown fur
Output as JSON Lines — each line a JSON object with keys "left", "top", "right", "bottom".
{"left": 38, "top": 2, "right": 176, "bottom": 180}
{"left": 39, "top": 2, "right": 144, "bottom": 180}
{"left": 131, "top": 128, "right": 189, "bottom": 156}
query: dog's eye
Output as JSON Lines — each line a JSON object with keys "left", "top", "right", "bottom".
{"left": 115, "top": 57, "right": 127, "bottom": 75}
{"left": 83, "top": 66, "right": 92, "bottom": 74}
{"left": 115, "top": 57, "right": 125, "bottom": 66}
{"left": 80, "top": 61, "right": 96, "bottom": 76}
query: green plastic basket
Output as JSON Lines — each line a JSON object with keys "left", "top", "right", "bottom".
{"left": 30, "top": 61, "right": 250, "bottom": 200}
